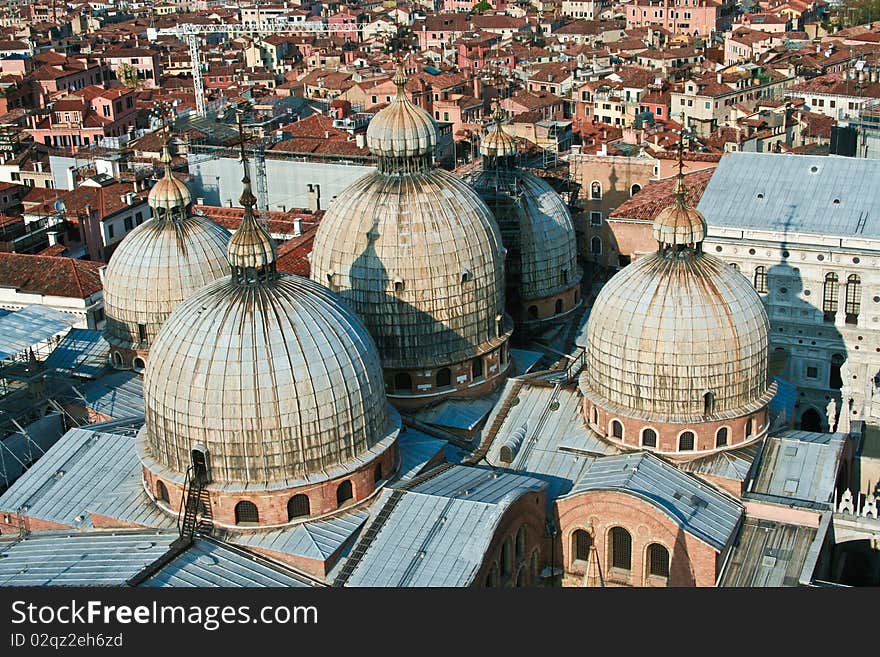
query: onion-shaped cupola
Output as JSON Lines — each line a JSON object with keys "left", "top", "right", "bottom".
{"left": 579, "top": 159, "right": 775, "bottom": 457}
{"left": 471, "top": 104, "right": 582, "bottom": 328}
{"left": 102, "top": 138, "right": 230, "bottom": 371}
{"left": 311, "top": 61, "right": 513, "bottom": 408}
{"left": 138, "top": 131, "right": 400, "bottom": 528}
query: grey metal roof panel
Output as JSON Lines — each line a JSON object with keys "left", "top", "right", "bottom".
{"left": 230, "top": 508, "right": 369, "bottom": 561}
{"left": 407, "top": 464, "right": 546, "bottom": 503}
{"left": 67, "top": 371, "right": 145, "bottom": 419}
{"left": 396, "top": 427, "right": 447, "bottom": 481}
{"left": 345, "top": 494, "right": 501, "bottom": 587}
{"left": 509, "top": 348, "right": 544, "bottom": 375}
{"left": 697, "top": 152, "right": 880, "bottom": 239}
{"left": 43, "top": 329, "right": 110, "bottom": 379}
{"left": 0, "top": 421, "right": 172, "bottom": 530}
{"left": 0, "top": 305, "right": 77, "bottom": 360}
{"left": 565, "top": 452, "right": 743, "bottom": 550}
{"left": 140, "top": 539, "right": 319, "bottom": 588}
{"left": 749, "top": 430, "right": 845, "bottom": 507}
{"left": 346, "top": 466, "right": 546, "bottom": 587}
{"left": 0, "top": 531, "right": 177, "bottom": 586}
{"left": 410, "top": 396, "right": 497, "bottom": 432}
{"left": 718, "top": 517, "right": 818, "bottom": 587}
{"left": 678, "top": 442, "right": 760, "bottom": 483}
{"left": 483, "top": 384, "right": 618, "bottom": 498}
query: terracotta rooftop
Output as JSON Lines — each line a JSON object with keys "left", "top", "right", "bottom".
{"left": 0, "top": 252, "right": 103, "bottom": 299}
{"left": 609, "top": 167, "right": 716, "bottom": 221}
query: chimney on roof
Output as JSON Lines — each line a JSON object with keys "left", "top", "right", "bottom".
{"left": 293, "top": 216, "right": 302, "bottom": 236}
{"left": 355, "top": 132, "right": 366, "bottom": 148}
{"left": 717, "top": 72, "right": 722, "bottom": 84}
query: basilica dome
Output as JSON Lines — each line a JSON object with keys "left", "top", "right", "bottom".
{"left": 580, "top": 168, "right": 774, "bottom": 454}
{"left": 102, "top": 144, "right": 229, "bottom": 369}
{"left": 311, "top": 62, "right": 512, "bottom": 406}
{"left": 140, "top": 156, "right": 398, "bottom": 491}
{"left": 472, "top": 107, "right": 581, "bottom": 324}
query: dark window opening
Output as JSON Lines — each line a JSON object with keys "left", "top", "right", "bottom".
{"left": 472, "top": 357, "right": 484, "bottom": 380}
{"left": 610, "top": 527, "right": 632, "bottom": 571}
{"left": 642, "top": 428, "right": 657, "bottom": 448}
{"left": 753, "top": 265, "right": 767, "bottom": 293}
{"left": 823, "top": 273, "right": 839, "bottom": 322}
{"left": 647, "top": 543, "right": 669, "bottom": 578}
{"left": 679, "top": 431, "right": 695, "bottom": 451}
{"left": 611, "top": 420, "right": 623, "bottom": 439}
{"left": 436, "top": 368, "right": 452, "bottom": 388}
{"left": 336, "top": 480, "right": 353, "bottom": 507}
{"left": 703, "top": 391, "right": 715, "bottom": 415}
{"left": 573, "top": 529, "right": 591, "bottom": 561}
{"left": 394, "top": 372, "right": 412, "bottom": 392}
{"left": 287, "top": 494, "right": 310, "bottom": 520}
{"left": 716, "top": 427, "right": 728, "bottom": 447}
{"left": 234, "top": 501, "right": 259, "bottom": 525}
{"left": 845, "top": 274, "right": 861, "bottom": 324}
{"left": 155, "top": 480, "right": 169, "bottom": 503}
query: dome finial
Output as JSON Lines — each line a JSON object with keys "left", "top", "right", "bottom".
{"left": 226, "top": 112, "right": 276, "bottom": 282}
{"left": 673, "top": 137, "right": 688, "bottom": 209}
{"left": 392, "top": 58, "right": 408, "bottom": 96}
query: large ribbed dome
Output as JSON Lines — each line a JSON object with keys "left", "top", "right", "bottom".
{"left": 581, "top": 171, "right": 771, "bottom": 422}
{"left": 366, "top": 64, "right": 437, "bottom": 159}
{"left": 311, "top": 169, "right": 508, "bottom": 368}
{"left": 140, "top": 273, "right": 397, "bottom": 485}
{"left": 473, "top": 109, "right": 580, "bottom": 308}
{"left": 103, "top": 218, "right": 231, "bottom": 352}
{"left": 103, "top": 145, "right": 230, "bottom": 362}
{"left": 140, "top": 148, "right": 398, "bottom": 487}
{"left": 311, "top": 63, "right": 510, "bottom": 374}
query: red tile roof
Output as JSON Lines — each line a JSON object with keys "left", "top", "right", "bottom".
{"left": 609, "top": 167, "right": 716, "bottom": 221}
{"left": 0, "top": 252, "right": 103, "bottom": 299}
{"left": 275, "top": 225, "right": 320, "bottom": 277}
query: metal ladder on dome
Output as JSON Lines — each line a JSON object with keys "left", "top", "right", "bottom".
{"left": 178, "top": 466, "right": 213, "bottom": 541}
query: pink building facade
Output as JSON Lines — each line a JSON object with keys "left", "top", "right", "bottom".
{"left": 626, "top": 0, "right": 721, "bottom": 37}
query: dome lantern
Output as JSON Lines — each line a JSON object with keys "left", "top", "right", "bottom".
{"left": 365, "top": 60, "right": 438, "bottom": 173}
{"left": 480, "top": 103, "right": 517, "bottom": 162}
{"left": 147, "top": 140, "right": 192, "bottom": 217}
{"left": 226, "top": 119, "right": 277, "bottom": 285}
{"left": 652, "top": 151, "right": 707, "bottom": 252}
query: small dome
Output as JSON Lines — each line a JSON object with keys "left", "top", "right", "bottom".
{"left": 311, "top": 167, "right": 508, "bottom": 369}
{"left": 102, "top": 215, "right": 230, "bottom": 352}
{"left": 480, "top": 106, "right": 517, "bottom": 159}
{"left": 226, "top": 183, "right": 274, "bottom": 271}
{"left": 366, "top": 64, "right": 437, "bottom": 158}
{"left": 148, "top": 145, "right": 192, "bottom": 211}
{"left": 581, "top": 250, "right": 771, "bottom": 421}
{"left": 652, "top": 174, "right": 706, "bottom": 247}
{"left": 141, "top": 275, "right": 398, "bottom": 485}
{"left": 472, "top": 167, "right": 580, "bottom": 303}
